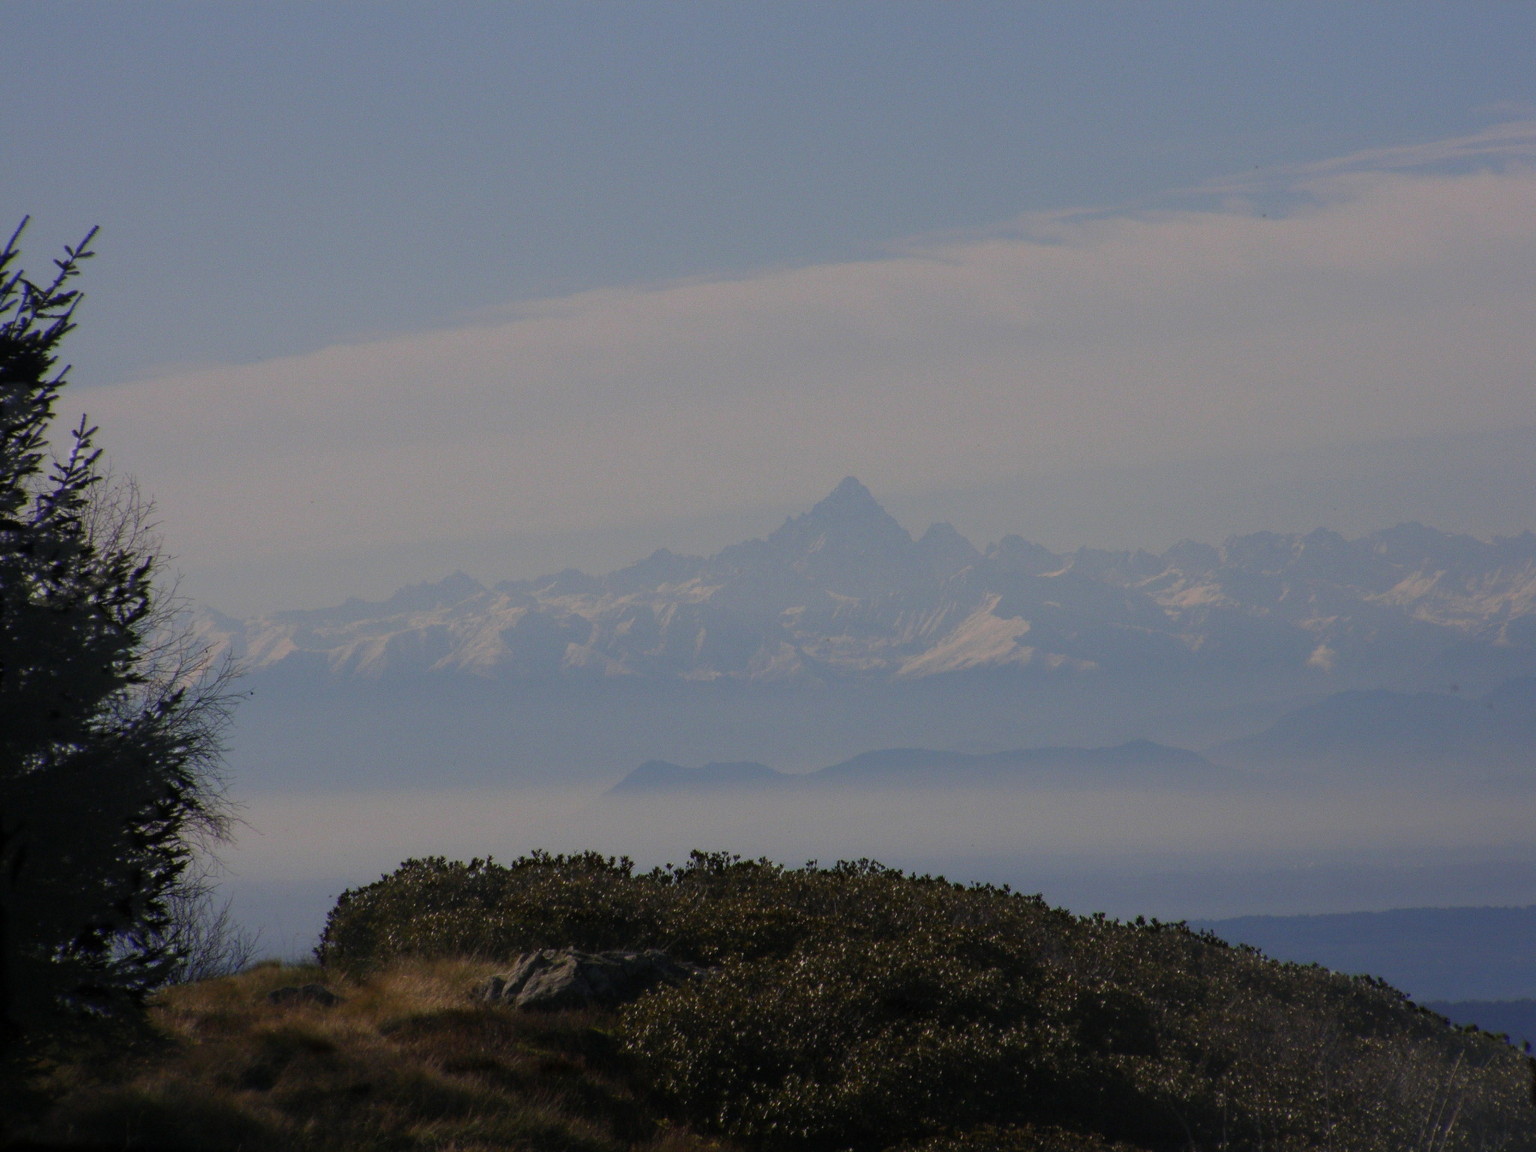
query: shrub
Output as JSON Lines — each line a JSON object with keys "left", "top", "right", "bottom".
{"left": 623, "top": 928, "right": 1068, "bottom": 1151}
{"left": 318, "top": 851, "right": 1068, "bottom": 972}
{"left": 317, "top": 852, "right": 656, "bottom": 971}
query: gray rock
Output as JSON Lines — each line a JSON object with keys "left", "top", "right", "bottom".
{"left": 265, "top": 982, "right": 340, "bottom": 1007}
{"left": 479, "top": 948, "right": 705, "bottom": 1011}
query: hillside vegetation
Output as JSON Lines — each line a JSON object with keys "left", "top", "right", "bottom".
{"left": 17, "top": 956, "right": 716, "bottom": 1152}
{"left": 19, "top": 852, "right": 1535, "bottom": 1151}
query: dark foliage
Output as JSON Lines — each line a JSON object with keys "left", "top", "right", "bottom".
{"left": 0, "top": 221, "right": 235, "bottom": 1077}
{"left": 321, "top": 851, "right": 1536, "bottom": 1151}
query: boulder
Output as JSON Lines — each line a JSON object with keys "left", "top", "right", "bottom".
{"left": 265, "top": 982, "right": 341, "bottom": 1007}
{"left": 479, "top": 948, "right": 705, "bottom": 1011}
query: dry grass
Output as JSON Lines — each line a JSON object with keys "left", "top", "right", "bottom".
{"left": 19, "top": 957, "right": 734, "bottom": 1152}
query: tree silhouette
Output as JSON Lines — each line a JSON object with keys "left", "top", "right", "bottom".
{"left": 0, "top": 221, "right": 236, "bottom": 1068}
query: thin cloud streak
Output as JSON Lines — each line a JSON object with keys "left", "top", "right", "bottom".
{"left": 1211, "top": 118, "right": 1536, "bottom": 189}
{"left": 77, "top": 127, "right": 1536, "bottom": 610}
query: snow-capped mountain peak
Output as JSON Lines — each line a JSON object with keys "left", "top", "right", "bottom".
{"left": 199, "top": 483, "right": 1536, "bottom": 696}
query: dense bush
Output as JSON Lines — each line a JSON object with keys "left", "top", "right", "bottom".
{"left": 320, "top": 853, "right": 1536, "bottom": 1152}
{"left": 317, "top": 851, "right": 662, "bottom": 969}
{"left": 318, "top": 851, "right": 1068, "bottom": 971}
{"left": 897, "top": 1127, "right": 1148, "bottom": 1152}
{"left": 621, "top": 927, "right": 1172, "bottom": 1151}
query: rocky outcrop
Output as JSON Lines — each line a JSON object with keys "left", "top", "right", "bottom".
{"left": 479, "top": 948, "right": 706, "bottom": 1011}
{"left": 265, "top": 983, "right": 341, "bottom": 1007}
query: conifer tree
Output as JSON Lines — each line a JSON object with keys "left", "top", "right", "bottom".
{"left": 0, "top": 221, "right": 235, "bottom": 1064}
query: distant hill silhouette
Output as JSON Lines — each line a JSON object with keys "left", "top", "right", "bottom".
{"left": 606, "top": 739, "right": 1229, "bottom": 796}
{"left": 1210, "top": 677, "right": 1536, "bottom": 778}
{"left": 608, "top": 759, "right": 788, "bottom": 796}
{"left": 1195, "top": 905, "right": 1536, "bottom": 1001}
{"left": 1424, "top": 998, "right": 1536, "bottom": 1046}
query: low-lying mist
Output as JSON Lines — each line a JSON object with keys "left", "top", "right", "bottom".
{"left": 220, "top": 776, "right": 1536, "bottom": 959}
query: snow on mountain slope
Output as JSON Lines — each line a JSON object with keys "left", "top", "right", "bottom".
{"left": 895, "top": 596, "right": 1039, "bottom": 678}
{"left": 196, "top": 479, "right": 1536, "bottom": 693}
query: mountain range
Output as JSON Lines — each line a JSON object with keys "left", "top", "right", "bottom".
{"left": 204, "top": 477, "right": 1536, "bottom": 687}
{"left": 211, "top": 478, "right": 1536, "bottom": 790}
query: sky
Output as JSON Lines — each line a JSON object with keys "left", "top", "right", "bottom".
{"left": 7, "top": 3, "right": 1536, "bottom": 614}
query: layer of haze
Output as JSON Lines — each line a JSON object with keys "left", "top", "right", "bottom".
{"left": 222, "top": 780, "right": 1536, "bottom": 962}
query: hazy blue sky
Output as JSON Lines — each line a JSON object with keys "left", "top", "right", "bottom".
{"left": 7, "top": 3, "right": 1536, "bottom": 612}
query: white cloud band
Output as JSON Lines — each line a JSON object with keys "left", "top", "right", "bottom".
{"left": 77, "top": 124, "right": 1536, "bottom": 608}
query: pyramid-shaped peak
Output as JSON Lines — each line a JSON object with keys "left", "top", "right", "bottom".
{"left": 916, "top": 521, "right": 980, "bottom": 577}
{"left": 789, "top": 477, "right": 908, "bottom": 543}
{"left": 757, "top": 476, "right": 917, "bottom": 573}
{"left": 811, "top": 476, "right": 883, "bottom": 517}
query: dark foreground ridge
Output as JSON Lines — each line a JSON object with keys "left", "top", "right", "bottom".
{"left": 18, "top": 850, "right": 1535, "bottom": 1151}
